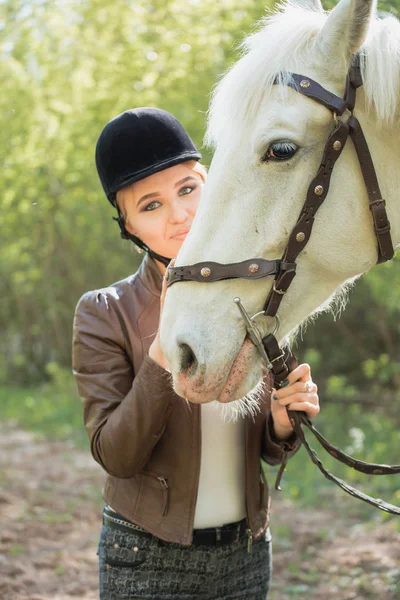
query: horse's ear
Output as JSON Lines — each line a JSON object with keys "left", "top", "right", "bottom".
{"left": 315, "top": 0, "right": 375, "bottom": 67}
{"left": 293, "top": 0, "right": 324, "bottom": 12}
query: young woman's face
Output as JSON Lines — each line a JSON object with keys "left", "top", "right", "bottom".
{"left": 119, "top": 161, "right": 205, "bottom": 261}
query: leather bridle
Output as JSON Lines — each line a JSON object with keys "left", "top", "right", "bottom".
{"left": 166, "top": 55, "right": 400, "bottom": 515}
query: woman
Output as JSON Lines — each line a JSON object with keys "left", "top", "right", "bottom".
{"left": 72, "top": 107, "right": 320, "bottom": 600}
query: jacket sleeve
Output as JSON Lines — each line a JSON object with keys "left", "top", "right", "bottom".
{"left": 261, "top": 371, "right": 301, "bottom": 466}
{"left": 72, "top": 290, "right": 179, "bottom": 479}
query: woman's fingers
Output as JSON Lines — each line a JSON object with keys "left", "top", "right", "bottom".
{"left": 279, "top": 400, "right": 320, "bottom": 418}
{"left": 280, "top": 363, "right": 311, "bottom": 385}
{"left": 275, "top": 392, "right": 319, "bottom": 408}
{"left": 270, "top": 362, "right": 320, "bottom": 421}
{"left": 274, "top": 380, "right": 318, "bottom": 399}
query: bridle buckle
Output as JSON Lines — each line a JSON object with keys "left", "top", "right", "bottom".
{"left": 273, "top": 281, "right": 286, "bottom": 295}
{"left": 270, "top": 353, "right": 285, "bottom": 364}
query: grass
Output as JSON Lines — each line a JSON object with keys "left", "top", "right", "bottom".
{"left": 0, "top": 364, "right": 89, "bottom": 449}
{"left": 1, "top": 366, "right": 399, "bottom": 518}
{"left": 265, "top": 401, "right": 400, "bottom": 521}
{"left": 8, "top": 545, "right": 25, "bottom": 556}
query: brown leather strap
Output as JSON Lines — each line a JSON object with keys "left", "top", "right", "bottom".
{"left": 264, "top": 67, "right": 394, "bottom": 315}
{"left": 293, "top": 412, "right": 400, "bottom": 515}
{"left": 166, "top": 259, "right": 288, "bottom": 287}
{"left": 348, "top": 115, "right": 394, "bottom": 263}
{"left": 261, "top": 333, "right": 293, "bottom": 386}
{"left": 263, "top": 120, "right": 350, "bottom": 316}
{"left": 275, "top": 74, "right": 348, "bottom": 116}
{"left": 301, "top": 416, "right": 400, "bottom": 475}
{"left": 344, "top": 54, "right": 363, "bottom": 112}
{"left": 262, "top": 334, "right": 400, "bottom": 516}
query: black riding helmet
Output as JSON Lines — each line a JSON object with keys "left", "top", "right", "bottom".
{"left": 95, "top": 107, "right": 202, "bottom": 266}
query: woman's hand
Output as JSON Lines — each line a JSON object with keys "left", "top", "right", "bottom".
{"left": 270, "top": 363, "right": 320, "bottom": 440}
{"left": 148, "top": 260, "right": 174, "bottom": 369}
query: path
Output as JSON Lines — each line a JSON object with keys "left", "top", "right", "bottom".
{"left": 0, "top": 423, "right": 399, "bottom": 599}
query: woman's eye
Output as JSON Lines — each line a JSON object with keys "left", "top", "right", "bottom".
{"left": 144, "top": 201, "right": 161, "bottom": 212}
{"left": 262, "top": 141, "right": 298, "bottom": 162}
{"left": 179, "top": 185, "right": 195, "bottom": 196}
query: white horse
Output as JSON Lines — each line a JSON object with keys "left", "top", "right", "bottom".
{"left": 160, "top": 0, "right": 400, "bottom": 408}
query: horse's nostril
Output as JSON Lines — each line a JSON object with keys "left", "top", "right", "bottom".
{"left": 179, "top": 343, "right": 198, "bottom": 375}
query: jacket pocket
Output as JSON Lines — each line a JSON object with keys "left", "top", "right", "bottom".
{"left": 136, "top": 470, "right": 170, "bottom": 519}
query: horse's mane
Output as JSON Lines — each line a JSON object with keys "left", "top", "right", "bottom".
{"left": 206, "top": 1, "right": 400, "bottom": 149}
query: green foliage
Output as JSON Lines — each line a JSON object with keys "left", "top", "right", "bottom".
{"left": 0, "top": 0, "right": 275, "bottom": 383}
{"left": 1, "top": 0, "right": 400, "bottom": 394}
{"left": 0, "top": 365, "right": 88, "bottom": 448}
{"left": 1, "top": 0, "right": 400, "bottom": 512}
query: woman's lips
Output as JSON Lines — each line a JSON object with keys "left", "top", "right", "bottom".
{"left": 171, "top": 230, "right": 189, "bottom": 240}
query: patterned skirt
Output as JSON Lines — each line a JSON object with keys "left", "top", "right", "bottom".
{"left": 97, "top": 513, "right": 272, "bottom": 600}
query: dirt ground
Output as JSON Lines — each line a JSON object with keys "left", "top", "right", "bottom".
{"left": 0, "top": 422, "right": 399, "bottom": 600}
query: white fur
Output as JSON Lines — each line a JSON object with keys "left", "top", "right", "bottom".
{"left": 207, "top": 1, "right": 400, "bottom": 148}
{"left": 160, "top": 0, "right": 400, "bottom": 407}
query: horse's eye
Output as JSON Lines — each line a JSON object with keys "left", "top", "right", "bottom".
{"left": 262, "top": 141, "right": 298, "bottom": 162}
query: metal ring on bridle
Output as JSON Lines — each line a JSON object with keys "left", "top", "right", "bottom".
{"left": 250, "top": 311, "right": 280, "bottom": 337}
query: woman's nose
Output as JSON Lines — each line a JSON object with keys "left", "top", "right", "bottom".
{"left": 169, "top": 202, "right": 188, "bottom": 224}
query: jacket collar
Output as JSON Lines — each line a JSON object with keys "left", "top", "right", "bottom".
{"left": 138, "top": 252, "right": 163, "bottom": 296}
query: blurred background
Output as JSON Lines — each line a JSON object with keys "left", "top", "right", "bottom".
{"left": 1, "top": 0, "right": 399, "bottom": 598}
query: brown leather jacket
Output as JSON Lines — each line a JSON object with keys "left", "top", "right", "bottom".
{"left": 72, "top": 253, "right": 299, "bottom": 546}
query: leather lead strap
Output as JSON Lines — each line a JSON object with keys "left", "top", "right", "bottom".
{"left": 301, "top": 416, "right": 400, "bottom": 476}
{"left": 262, "top": 334, "right": 400, "bottom": 515}
{"left": 291, "top": 412, "right": 400, "bottom": 515}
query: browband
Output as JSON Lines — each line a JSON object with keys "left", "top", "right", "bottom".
{"left": 166, "top": 259, "right": 296, "bottom": 287}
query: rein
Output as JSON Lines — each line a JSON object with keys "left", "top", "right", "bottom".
{"left": 166, "top": 55, "right": 400, "bottom": 515}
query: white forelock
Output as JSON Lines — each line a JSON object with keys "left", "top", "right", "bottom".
{"left": 205, "top": 1, "right": 400, "bottom": 149}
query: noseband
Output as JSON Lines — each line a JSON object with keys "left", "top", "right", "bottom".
{"left": 166, "top": 55, "right": 400, "bottom": 515}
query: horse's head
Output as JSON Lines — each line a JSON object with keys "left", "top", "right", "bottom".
{"left": 160, "top": 0, "right": 400, "bottom": 404}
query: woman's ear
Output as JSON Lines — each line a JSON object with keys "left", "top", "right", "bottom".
{"left": 314, "top": 0, "right": 375, "bottom": 75}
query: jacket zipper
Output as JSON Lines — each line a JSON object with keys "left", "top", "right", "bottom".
{"left": 141, "top": 471, "right": 170, "bottom": 516}
{"left": 157, "top": 476, "right": 169, "bottom": 516}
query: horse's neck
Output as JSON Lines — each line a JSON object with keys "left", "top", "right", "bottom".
{"left": 357, "top": 89, "right": 400, "bottom": 251}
